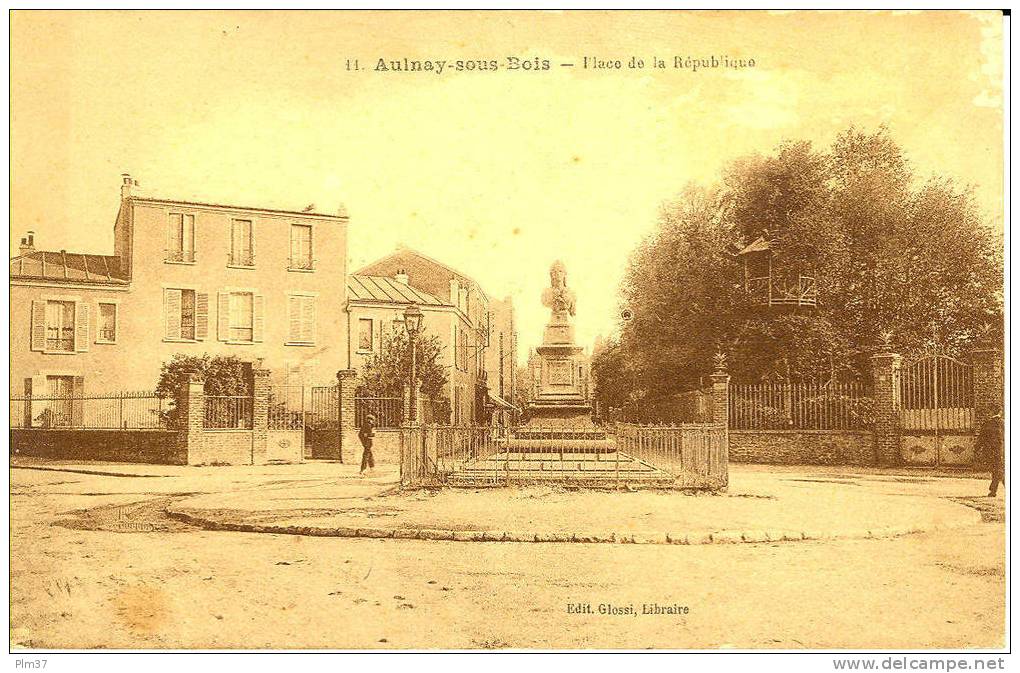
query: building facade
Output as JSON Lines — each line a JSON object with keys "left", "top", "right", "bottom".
{"left": 10, "top": 175, "right": 349, "bottom": 398}
{"left": 345, "top": 248, "right": 518, "bottom": 424}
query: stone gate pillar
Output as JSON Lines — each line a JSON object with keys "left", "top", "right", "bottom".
{"left": 709, "top": 370, "right": 730, "bottom": 429}
{"left": 870, "top": 351, "right": 902, "bottom": 466}
{"left": 250, "top": 364, "right": 271, "bottom": 465}
{"left": 709, "top": 367, "right": 730, "bottom": 490}
{"left": 177, "top": 371, "right": 205, "bottom": 466}
{"left": 971, "top": 348, "right": 1004, "bottom": 432}
{"left": 336, "top": 369, "right": 358, "bottom": 463}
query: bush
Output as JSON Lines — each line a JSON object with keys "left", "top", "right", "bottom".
{"left": 155, "top": 354, "right": 254, "bottom": 428}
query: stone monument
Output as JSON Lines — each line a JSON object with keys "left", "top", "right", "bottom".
{"left": 500, "top": 261, "right": 610, "bottom": 454}
{"left": 526, "top": 260, "right": 593, "bottom": 426}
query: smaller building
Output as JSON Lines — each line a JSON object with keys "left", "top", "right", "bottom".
{"left": 345, "top": 248, "right": 518, "bottom": 425}
{"left": 732, "top": 236, "right": 817, "bottom": 308}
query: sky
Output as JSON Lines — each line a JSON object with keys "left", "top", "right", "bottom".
{"left": 10, "top": 10, "right": 1004, "bottom": 362}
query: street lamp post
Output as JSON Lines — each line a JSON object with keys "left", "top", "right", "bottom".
{"left": 402, "top": 304, "right": 424, "bottom": 424}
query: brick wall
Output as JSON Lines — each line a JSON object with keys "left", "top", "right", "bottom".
{"left": 186, "top": 430, "right": 256, "bottom": 466}
{"left": 11, "top": 429, "right": 184, "bottom": 464}
{"left": 730, "top": 430, "right": 875, "bottom": 465}
{"left": 344, "top": 428, "right": 400, "bottom": 465}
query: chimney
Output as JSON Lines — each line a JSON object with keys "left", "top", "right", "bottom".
{"left": 395, "top": 268, "right": 409, "bottom": 285}
{"left": 19, "top": 231, "right": 35, "bottom": 256}
{"left": 121, "top": 173, "right": 134, "bottom": 200}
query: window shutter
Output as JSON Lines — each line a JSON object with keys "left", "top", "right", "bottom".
{"left": 288, "top": 296, "right": 300, "bottom": 342}
{"left": 303, "top": 297, "right": 316, "bottom": 343}
{"left": 253, "top": 294, "right": 265, "bottom": 342}
{"left": 74, "top": 302, "right": 90, "bottom": 352}
{"left": 217, "top": 292, "right": 230, "bottom": 341}
{"left": 30, "top": 301, "right": 46, "bottom": 351}
{"left": 165, "top": 289, "right": 182, "bottom": 340}
{"left": 195, "top": 292, "right": 209, "bottom": 340}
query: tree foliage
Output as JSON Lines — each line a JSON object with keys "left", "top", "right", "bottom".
{"left": 155, "top": 354, "right": 253, "bottom": 429}
{"left": 356, "top": 328, "right": 449, "bottom": 401}
{"left": 156, "top": 353, "right": 252, "bottom": 398}
{"left": 603, "top": 126, "right": 1002, "bottom": 403}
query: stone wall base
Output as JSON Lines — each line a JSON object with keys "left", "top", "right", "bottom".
{"left": 730, "top": 430, "right": 875, "bottom": 466}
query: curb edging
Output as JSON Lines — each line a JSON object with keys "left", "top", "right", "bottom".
{"left": 165, "top": 508, "right": 950, "bottom": 546}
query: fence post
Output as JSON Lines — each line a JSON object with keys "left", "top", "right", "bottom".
{"left": 250, "top": 363, "right": 271, "bottom": 465}
{"left": 336, "top": 369, "right": 357, "bottom": 463}
{"left": 970, "top": 348, "right": 1003, "bottom": 434}
{"left": 177, "top": 371, "right": 205, "bottom": 466}
{"left": 870, "top": 350, "right": 902, "bottom": 466}
{"left": 710, "top": 367, "right": 730, "bottom": 489}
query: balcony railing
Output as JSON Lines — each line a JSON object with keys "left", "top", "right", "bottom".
{"left": 288, "top": 257, "right": 316, "bottom": 271}
{"left": 166, "top": 249, "right": 196, "bottom": 263}
{"left": 746, "top": 274, "right": 817, "bottom": 307}
{"left": 228, "top": 251, "right": 255, "bottom": 267}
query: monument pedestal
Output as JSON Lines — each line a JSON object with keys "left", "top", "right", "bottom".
{"left": 504, "top": 260, "right": 606, "bottom": 452}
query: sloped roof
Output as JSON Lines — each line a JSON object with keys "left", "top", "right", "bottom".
{"left": 347, "top": 274, "right": 447, "bottom": 306}
{"left": 10, "top": 251, "right": 130, "bottom": 285}
{"left": 734, "top": 236, "right": 772, "bottom": 256}
{"left": 129, "top": 196, "right": 345, "bottom": 220}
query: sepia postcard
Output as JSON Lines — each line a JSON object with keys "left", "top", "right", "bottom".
{"left": 7, "top": 8, "right": 1008, "bottom": 660}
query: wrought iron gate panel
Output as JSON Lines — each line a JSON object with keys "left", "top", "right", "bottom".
{"left": 306, "top": 385, "right": 342, "bottom": 460}
{"left": 267, "top": 385, "right": 306, "bottom": 462}
{"left": 898, "top": 354, "right": 975, "bottom": 466}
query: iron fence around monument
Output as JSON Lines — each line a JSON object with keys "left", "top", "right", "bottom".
{"left": 399, "top": 422, "right": 727, "bottom": 490}
{"left": 614, "top": 423, "right": 728, "bottom": 489}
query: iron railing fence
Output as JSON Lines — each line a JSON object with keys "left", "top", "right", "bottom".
{"left": 729, "top": 380, "right": 874, "bottom": 430}
{"left": 355, "top": 396, "right": 403, "bottom": 428}
{"left": 399, "top": 423, "right": 728, "bottom": 490}
{"left": 615, "top": 423, "right": 728, "bottom": 489}
{"left": 10, "top": 391, "right": 172, "bottom": 430}
{"left": 399, "top": 424, "right": 506, "bottom": 487}
{"left": 419, "top": 396, "right": 451, "bottom": 425}
{"left": 204, "top": 395, "right": 253, "bottom": 430}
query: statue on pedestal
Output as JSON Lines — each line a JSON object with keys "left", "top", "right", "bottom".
{"left": 541, "top": 260, "right": 576, "bottom": 319}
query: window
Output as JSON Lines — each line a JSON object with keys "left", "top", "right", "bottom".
{"left": 164, "top": 289, "right": 208, "bottom": 341}
{"left": 167, "top": 213, "right": 196, "bottom": 262}
{"left": 97, "top": 303, "right": 117, "bottom": 343}
{"left": 289, "top": 224, "right": 313, "bottom": 270}
{"left": 230, "top": 219, "right": 254, "bottom": 266}
{"left": 228, "top": 292, "right": 254, "bottom": 342}
{"left": 287, "top": 295, "right": 316, "bottom": 344}
{"left": 358, "top": 318, "right": 374, "bottom": 352}
{"left": 45, "top": 301, "right": 76, "bottom": 352}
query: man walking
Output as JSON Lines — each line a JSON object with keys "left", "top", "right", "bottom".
{"left": 359, "top": 412, "right": 377, "bottom": 476}
{"left": 978, "top": 410, "right": 1005, "bottom": 497}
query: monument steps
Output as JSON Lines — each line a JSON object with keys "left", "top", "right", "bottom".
{"left": 446, "top": 450, "right": 677, "bottom": 488}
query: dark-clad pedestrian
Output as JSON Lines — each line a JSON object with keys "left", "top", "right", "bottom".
{"left": 359, "top": 412, "right": 377, "bottom": 475}
{"left": 978, "top": 410, "right": 1004, "bottom": 497}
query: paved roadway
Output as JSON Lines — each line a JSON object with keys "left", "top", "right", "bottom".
{"left": 9, "top": 461, "right": 1006, "bottom": 649}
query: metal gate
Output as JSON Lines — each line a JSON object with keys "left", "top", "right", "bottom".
{"left": 267, "top": 385, "right": 306, "bottom": 462}
{"left": 898, "top": 354, "right": 975, "bottom": 466}
{"left": 267, "top": 385, "right": 344, "bottom": 461}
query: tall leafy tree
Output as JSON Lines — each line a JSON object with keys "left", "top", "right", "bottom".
{"left": 603, "top": 126, "right": 1002, "bottom": 403}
